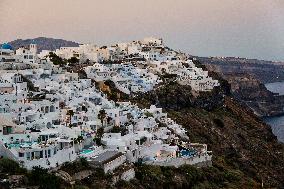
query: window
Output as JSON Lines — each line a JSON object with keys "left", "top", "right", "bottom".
{"left": 19, "top": 152, "right": 24, "bottom": 157}
{"left": 26, "top": 152, "right": 30, "bottom": 160}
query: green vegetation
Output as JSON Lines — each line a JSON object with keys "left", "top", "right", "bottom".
{"left": 66, "top": 109, "right": 74, "bottom": 125}
{"left": 61, "top": 158, "right": 90, "bottom": 175}
{"left": 98, "top": 109, "right": 107, "bottom": 127}
{"left": 0, "top": 158, "right": 26, "bottom": 175}
{"left": 0, "top": 159, "right": 64, "bottom": 189}
{"left": 78, "top": 69, "right": 88, "bottom": 79}
{"left": 131, "top": 164, "right": 258, "bottom": 189}
{"left": 144, "top": 111, "right": 154, "bottom": 117}
{"left": 192, "top": 59, "right": 207, "bottom": 70}
{"left": 48, "top": 52, "right": 67, "bottom": 66}
{"left": 21, "top": 75, "right": 38, "bottom": 92}
{"left": 74, "top": 135, "right": 84, "bottom": 144}
{"left": 27, "top": 166, "right": 62, "bottom": 189}
{"left": 68, "top": 56, "right": 79, "bottom": 64}
{"left": 213, "top": 118, "right": 224, "bottom": 128}
{"left": 64, "top": 161, "right": 112, "bottom": 189}
{"left": 93, "top": 127, "right": 104, "bottom": 145}
{"left": 96, "top": 127, "right": 104, "bottom": 138}
{"left": 110, "top": 126, "right": 122, "bottom": 133}
{"left": 102, "top": 80, "right": 130, "bottom": 102}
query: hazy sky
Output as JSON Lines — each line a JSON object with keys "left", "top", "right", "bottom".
{"left": 1, "top": 0, "right": 284, "bottom": 61}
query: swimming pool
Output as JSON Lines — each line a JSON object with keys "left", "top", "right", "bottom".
{"left": 180, "top": 149, "right": 196, "bottom": 157}
{"left": 80, "top": 149, "right": 94, "bottom": 155}
{"left": 7, "top": 142, "right": 34, "bottom": 148}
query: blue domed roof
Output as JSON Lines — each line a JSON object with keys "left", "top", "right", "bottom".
{"left": 1, "top": 43, "right": 13, "bottom": 50}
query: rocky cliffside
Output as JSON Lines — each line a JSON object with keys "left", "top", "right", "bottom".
{"left": 192, "top": 56, "right": 284, "bottom": 117}
{"left": 194, "top": 56, "right": 284, "bottom": 84}
{"left": 100, "top": 77, "right": 284, "bottom": 188}
{"left": 214, "top": 72, "right": 284, "bottom": 117}
{"left": 128, "top": 83, "right": 284, "bottom": 188}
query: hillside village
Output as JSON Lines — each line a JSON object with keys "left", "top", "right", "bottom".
{"left": 0, "top": 38, "right": 219, "bottom": 183}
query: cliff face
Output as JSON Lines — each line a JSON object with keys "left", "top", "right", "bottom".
{"left": 200, "top": 62, "right": 284, "bottom": 117}
{"left": 226, "top": 73, "right": 284, "bottom": 117}
{"left": 194, "top": 56, "right": 284, "bottom": 84}
{"left": 120, "top": 81, "right": 284, "bottom": 188}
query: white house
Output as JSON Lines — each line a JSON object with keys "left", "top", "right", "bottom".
{"left": 89, "top": 150, "right": 126, "bottom": 173}
{"left": 16, "top": 43, "right": 38, "bottom": 64}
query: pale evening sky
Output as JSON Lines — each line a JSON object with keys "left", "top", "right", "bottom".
{"left": 0, "top": 0, "right": 284, "bottom": 61}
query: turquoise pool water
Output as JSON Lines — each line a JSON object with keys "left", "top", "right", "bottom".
{"left": 7, "top": 142, "right": 33, "bottom": 148}
{"left": 81, "top": 149, "right": 94, "bottom": 154}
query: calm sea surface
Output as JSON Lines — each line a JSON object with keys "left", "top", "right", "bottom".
{"left": 264, "top": 82, "right": 284, "bottom": 143}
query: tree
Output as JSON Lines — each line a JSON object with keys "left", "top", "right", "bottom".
{"left": 110, "top": 126, "right": 121, "bottom": 133}
{"left": 27, "top": 135, "right": 31, "bottom": 142}
{"left": 27, "top": 166, "right": 62, "bottom": 189}
{"left": 59, "top": 102, "right": 65, "bottom": 109}
{"left": 94, "top": 127, "right": 104, "bottom": 145}
{"left": 68, "top": 56, "right": 79, "bottom": 64}
{"left": 144, "top": 111, "right": 154, "bottom": 117}
{"left": 78, "top": 70, "right": 88, "bottom": 79}
{"left": 98, "top": 109, "right": 107, "bottom": 127}
{"left": 21, "top": 75, "right": 37, "bottom": 92}
{"left": 74, "top": 135, "right": 84, "bottom": 144}
{"left": 107, "top": 116, "right": 112, "bottom": 125}
{"left": 127, "top": 112, "right": 133, "bottom": 120}
{"left": 67, "top": 109, "right": 74, "bottom": 126}
{"left": 0, "top": 158, "right": 26, "bottom": 175}
{"left": 96, "top": 128, "right": 104, "bottom": 138}
{"left": 48, "top": 52, "right": 66, "bottom": 66}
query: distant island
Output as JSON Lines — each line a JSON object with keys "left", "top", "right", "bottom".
{"left": 2, "top": 37, "right": 79, "bottom": 53}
